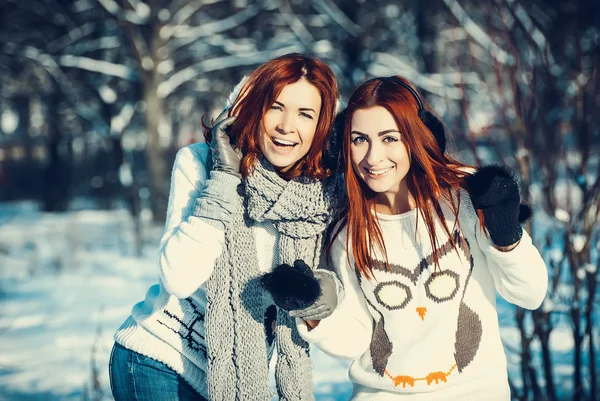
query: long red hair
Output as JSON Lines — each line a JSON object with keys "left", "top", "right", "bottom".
{"left": 204, "top": 53, "right": 338, "bottom": 179}
{"left": 337, "top": 76, "right": 475, "bottom": 279}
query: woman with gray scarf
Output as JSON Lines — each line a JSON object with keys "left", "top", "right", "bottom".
{"left": 109, "top": 53, "right": 343, "bottom": 401}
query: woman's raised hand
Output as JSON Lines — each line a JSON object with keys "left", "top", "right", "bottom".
{"left": 465, "top": 165, "right": 532, "bottom": 248}
{"left": 210, "top": 109, "right": 242, "bottom": 179}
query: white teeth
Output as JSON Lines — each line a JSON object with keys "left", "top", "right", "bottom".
{"left": 272, "top": 138, "right": 296, "bottom": 146}
{"left": 368, "top": 167, "right": 392, "bottom": 175}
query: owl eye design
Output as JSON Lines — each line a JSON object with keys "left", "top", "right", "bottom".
{"left": 424, "top": 270, "right": 460, "bottom": 303}
{"left": 374, "top": 281, "right": 413, "bottom": 311}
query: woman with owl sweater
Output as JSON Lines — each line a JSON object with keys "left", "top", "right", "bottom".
{"left": 271, "top": 76, "right": 548, "bottom": 400}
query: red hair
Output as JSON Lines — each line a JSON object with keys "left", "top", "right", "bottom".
{"left": 336, "top": 76, "right": 476, "bottom": 279}
{"left": 204, "top": 53, "right": 338, "bottom": 180}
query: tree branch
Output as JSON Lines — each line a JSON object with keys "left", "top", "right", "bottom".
{"left": 46, "top": 22, "right": 97, "bottom": 53}
{"left": 170, "top": 2, "right": 263, "bottom": 47}
{"left": 313, "top": 0, "right": 361, "bottom": 37}
{"left": 157, "top": 46, "right": 300, "bottom": 98}
{"left": 279, "top": 0, "right": 314, "bottom": 48}
{"left": 95, "top": 0, "right": 149, "bottom": 24}
{"left": 442, "top": 0, "right": 514, "bottom": 65}
{"left": 369, "top": 52, "right": 468, "bottom": 100}
{"left": 169, "top": 0, "right": 223, "bottom": 25}
{"left": 58, "top": 54, "right": 137, "bottom": 80}
{"left": 16, "top": 46, "right": 110, "bottom": 130}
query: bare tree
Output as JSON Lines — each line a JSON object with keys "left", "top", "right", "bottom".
{"left": 441, "top": 0, "right": 600, "bottom": 400}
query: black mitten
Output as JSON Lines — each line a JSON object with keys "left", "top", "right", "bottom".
{"left": 260, "top": 260, "right": 321, "bottom": 311}
{"left": 464, "top": 165, "right": 532, "bottom": 247}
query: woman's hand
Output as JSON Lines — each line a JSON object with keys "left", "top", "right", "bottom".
{"left": 304, "top": 320, "right": 320, "bottom": 330}
{"left": 465, "top": 165, "right": 532, "bottom": 248}
{"left": 289, "top": 270, "right": 339, "bottom": 321}
{"left": 261, "top": 260, "right": 340, "bottom": 321}
{"left": 210, "top": 109, "right": 241, "bottom": 179}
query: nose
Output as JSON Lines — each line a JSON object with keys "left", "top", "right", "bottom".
{"left": 416, "top": 307, "right": 426, "bottom": 320}
{"left": 365, "top": 141, "right": 384, "bottom": 165}
{"left": 277, "top": 111, "right": 295, "bottom": 134}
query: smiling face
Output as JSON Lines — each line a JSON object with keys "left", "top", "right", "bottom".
{"left": 258, "top": 79, "right": 322, "bottom": 173}
{"left": 350, "top": 106, "right": 411, "bottom": 201}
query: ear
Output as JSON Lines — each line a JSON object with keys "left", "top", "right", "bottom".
{"left": 323, "top": 105, "right": 346, "bottom": 172}
{"left": 418, "top": 109, "right": 448, "bottom": 154}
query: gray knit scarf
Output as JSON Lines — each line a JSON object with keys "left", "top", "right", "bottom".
{"left": 204, "top": 156, "right": 340, "bottom": 401}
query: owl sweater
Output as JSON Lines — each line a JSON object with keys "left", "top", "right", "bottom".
{"left": 297, "top": 190, "right": 548, "bottom": 400}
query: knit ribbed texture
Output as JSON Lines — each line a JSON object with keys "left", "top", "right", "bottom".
{"left": 205, "top": 156, "right": 341, "bottom": 401}
{"left": 114, "top": 314, "right": 210, "bottom": 396}
{"left": 194, "top": 170, "right": 242, "bottom": 230}
{"left": 113, "top": 143, "right": 269, "bottom": 399}
{"left": 114, "top": 286, "right": 212, "bottom": 398}
{"left": 464, "top": 165, "right": 524, "bottom": 247}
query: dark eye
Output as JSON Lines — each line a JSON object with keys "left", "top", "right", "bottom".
{"left": 270, "top": 105, "right": 283, "bottom": 111}
{"left": 383, "top": 136, "right": 399, "bottom": 143}
{"left": 300, "top": 112, "right": 313, "bottom": 119}
{"left": 351, "top": 136, "right": 366, "bottom": 145}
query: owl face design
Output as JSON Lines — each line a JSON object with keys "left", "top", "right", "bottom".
{"left": 365, "top": 231, "right": 471, "bottom": 324}
{"left": 373, "top": 268, "right": 461, "bottom": 317}
{"left": 357, "top": 230, "right": 482, "bottom": 388}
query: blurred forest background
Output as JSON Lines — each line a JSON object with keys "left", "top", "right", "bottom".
{"left": 0, "top": 0, "right": 598, "bottom": 400}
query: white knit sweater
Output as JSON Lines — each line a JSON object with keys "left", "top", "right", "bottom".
{"left": 297, "top": 191, "right": 548, "bottom": 401}
{"left": 114, "top": 142, "right": 279, "bottom": 398}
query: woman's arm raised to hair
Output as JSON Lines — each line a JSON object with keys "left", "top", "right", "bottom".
{"left": 158, "top": 143, "right": 239, "bottom": 299}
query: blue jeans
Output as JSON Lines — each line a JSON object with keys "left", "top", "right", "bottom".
{"left": 109, "top": 342, "right": 207, "bottom": 401}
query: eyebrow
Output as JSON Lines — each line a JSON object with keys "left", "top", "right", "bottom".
{"left": 273, "top": 101, "right": 317, "bottom": 114}
{"left": 350, "top": 129, "right": 400, "bottom": 136}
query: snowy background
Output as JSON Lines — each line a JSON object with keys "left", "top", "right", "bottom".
{"left": 0, "top": 199, "right": 594, "bottom": 401}
{"left": 0, "top": 203, "right": 354, "bottom": 401}
{"left": 0, "top": 195, "right": 597, "bottom": 401}
{"left": 1, "top": 0, "right": 599, "bottom": 400}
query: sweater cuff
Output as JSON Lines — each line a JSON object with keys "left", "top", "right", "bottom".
{"left": 315, "top": 269, "right": 345, "bottom": 308}
{"left": 209, "top": 170, "right": 242, "bottom": 187}
{"left": 193, "top": 171, "right": 241, "bottom": 230}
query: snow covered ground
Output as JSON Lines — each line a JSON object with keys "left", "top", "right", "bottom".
{"left": 0, "top": 202, "right": 583, "bottom": 400}
{"left": 0, "top": 202, "right": 353, "bottom": 401}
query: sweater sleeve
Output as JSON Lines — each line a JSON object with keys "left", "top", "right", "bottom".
{"left": 296, "top": 232, "right": 374, "bottom": 360}
{"left": 158, "top": 143, "right": 228, "bottom": 299}
{"left": 474, "top": 222, "right": 548, "bottom": 310}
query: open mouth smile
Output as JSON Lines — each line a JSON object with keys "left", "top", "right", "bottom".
{"left": 271, "top": 137, "right": 298, "bottom": 147}
{"left": 365, "top": 166, "right": 394, "bottom": 177}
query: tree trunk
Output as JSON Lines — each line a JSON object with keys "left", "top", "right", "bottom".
{"left": 566, "top": 244, "right": 584, "bottom": 401}
{"left": 414, "top": 0, "right": 438, "bottom": 74}
{"left": 534, "top": 310, "right": 556, "bottom": 401}
{"left": 516, "top": 308, "right": 542, "bottom": 400}
{"left": 586, "top": 265, "right": 598, "bottom": 401}
{"left": 338, "top": 0, "right": 363, "bottom": 94}
{"left": 42, "top": 92, "right": 70, "bottom": 212}
{"left": 144, "top": 80, "right": 169, "bottom": 223}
